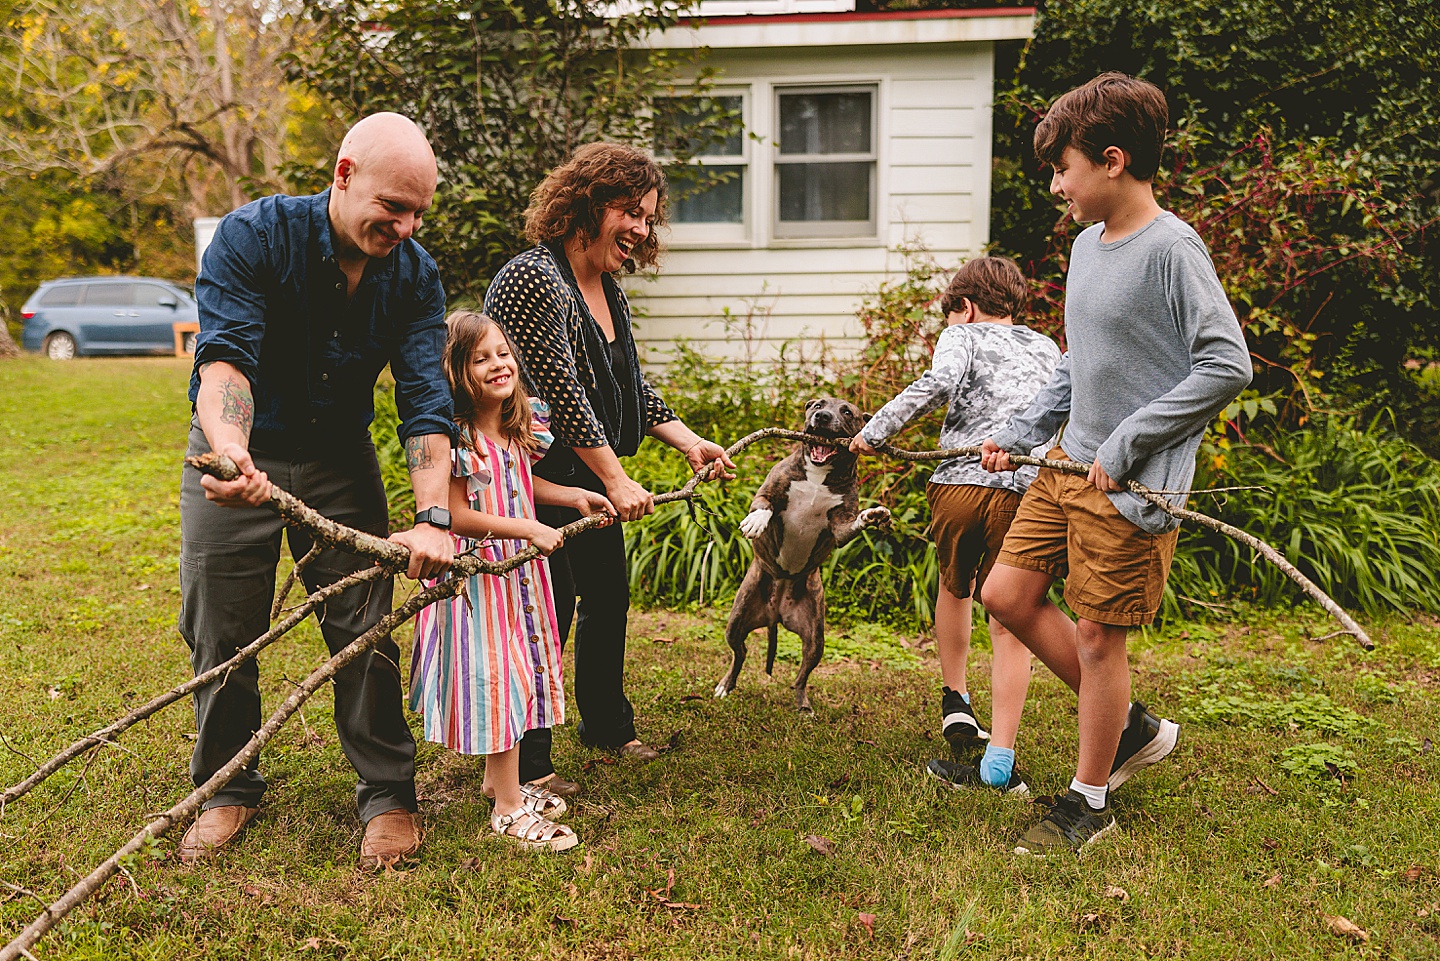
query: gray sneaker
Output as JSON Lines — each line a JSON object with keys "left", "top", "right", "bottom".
{"left": 926, "top": 757, "right": 1029, "bottom": 796}
{"left": 1109, "top": 701, "right": 1180, "bottom": 791}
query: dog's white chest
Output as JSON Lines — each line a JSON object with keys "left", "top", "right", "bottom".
{"left": 776, "top": 476, "right": 842, "bottom": 573}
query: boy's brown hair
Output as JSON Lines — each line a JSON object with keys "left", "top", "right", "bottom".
{"left": 524, "top": 142, "right": 668, "bottom": 272}
{"left": 939, "top": 256, "right": 1029, "bottom": 319}
{"left": 1033, "top": 71, "right": 1168, "bottom": 181}
{"left": 443, "top": 309, "right": 540, "bottom": 453}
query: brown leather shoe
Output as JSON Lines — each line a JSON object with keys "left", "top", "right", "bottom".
{"left": 178, "top": 805, "right": 259, "bottom": 863}
{"left": 359, "top": 809, "right": 423, "bottom": 871}
{"left": 527, "top": 773, "right": 582, "bottom": 798}
{"left": 616, "top": 741, "right": 660, "bottom": 762}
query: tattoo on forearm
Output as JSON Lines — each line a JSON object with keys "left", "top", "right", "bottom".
{"left": 218, "top": 379, "right": 254, "bottom": 438}
{"left": 405, "top": 436, "right": 436, "bottom": 471}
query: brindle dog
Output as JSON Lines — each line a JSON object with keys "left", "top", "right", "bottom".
{"left": 715, "top": 397, "right": 892, "bottom": 710}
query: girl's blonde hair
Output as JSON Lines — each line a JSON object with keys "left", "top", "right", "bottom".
{"left": 442, "top": 309, "right": 539, "bottom": 453}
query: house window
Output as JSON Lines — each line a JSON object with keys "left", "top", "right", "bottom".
{"left": 655, "top": 94, "right": 749, "bottom": 242}
{"left": 774, "top": 86, "right": 876, "bottom": 238}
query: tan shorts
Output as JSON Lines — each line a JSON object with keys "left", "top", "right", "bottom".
{"left": 926, "top": 483, "right": 1023, "bottom": 600}
{"left": 995, "top": 447, "right": 1179, "bottom": 627}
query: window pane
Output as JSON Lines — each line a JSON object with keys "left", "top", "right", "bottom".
{"left": 655, "top": 96, "right": 743, "bottom": 158}
{"left": 134, "top": 285, "right": 174, "bottom": 307}
{"left": 83, "top": 284, "right": 133, "bottom": 306}
{"left": 40, "top": 285, "right": 81, "bottom": 306}
{"left": 669, "top": 165, "right": 744, "bottom": 224}
{"left": 779, "top": 91, "right": 871, "bottom": 156}
{"left": 778, "top": 162, "right": 871, "bottom": 222}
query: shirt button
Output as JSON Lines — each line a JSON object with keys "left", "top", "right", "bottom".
{"left": 321, "top": 372, "right": 329, "bottom": 381}
{"left": 529, "top": 634, "right": 539, "bottom": 643}
{"left": 332, "top": 330, "right": 340, "bottom": 338}
{"left": 334, "top": 282, "right": 342, "bottom": 291}
{"left": 310, "top": 418, "right": 318, "bottom": 425}
{"left": 524, "top": 604, "right": 534, "bottom": 613}
{"left": 520, "top": 577, "right": 530, "bottom": 586}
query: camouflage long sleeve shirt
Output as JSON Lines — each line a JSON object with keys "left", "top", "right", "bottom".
{"left": 859, "top": 322, "right": 1062, "bottom": 494}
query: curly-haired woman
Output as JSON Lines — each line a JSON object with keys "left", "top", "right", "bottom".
{"left": 484, "top": 141, "right": 735, "bottom": 795}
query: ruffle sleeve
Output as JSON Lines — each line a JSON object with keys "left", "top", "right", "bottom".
{"left": 453, "top": 426, "right": 494, "bottom": 500}
{"left": 529, "top": 398, "right": 555, "bottom": 465}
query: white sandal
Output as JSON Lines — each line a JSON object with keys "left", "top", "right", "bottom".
{"left": 485, "top": 782, "right": 567, "bottom": 818}
{"left": 491, "top": 809, "right": 580, "bottom": 852}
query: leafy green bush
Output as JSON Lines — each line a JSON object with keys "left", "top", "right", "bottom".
{"left": 1171, "top": 412, "right": 1440, "bottom": 617}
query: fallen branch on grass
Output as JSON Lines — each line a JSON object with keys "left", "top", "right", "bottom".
{"left": 0, "top": 575, "right": 465, "bottom": 961}
{"left": 0, "top": 564, "right": 395, "bottom": 811}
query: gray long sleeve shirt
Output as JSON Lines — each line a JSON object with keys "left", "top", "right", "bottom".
{"left": 992, "top": 212, "right": 1253, "bottom": 533}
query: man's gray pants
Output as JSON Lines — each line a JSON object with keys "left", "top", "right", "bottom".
{"left": 178, "top": 422, "right": 416, "bottom": 823}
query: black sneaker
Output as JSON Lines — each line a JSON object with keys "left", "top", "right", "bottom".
{"left": 941, "top": 687, "right": 990, "bottom": 751}
{"left": 926, "top": 757, "right": 1030, "bottom": 796}
{"left": 1108, "top": 701, "right": 1180, "bottom": 791}
{"left": 1014, "top": 789, "right": 1116, "bottom": 857}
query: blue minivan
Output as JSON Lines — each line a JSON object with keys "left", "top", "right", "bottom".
{"left": 21, "top": 276, "right": 198, "bottom": 359}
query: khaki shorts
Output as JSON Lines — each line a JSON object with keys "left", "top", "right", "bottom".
{"left": 926, "top": 483, "right": 1023, "bottom": 600}
{"left": 995, "top": 447, "right": 1179, "bottom": 627}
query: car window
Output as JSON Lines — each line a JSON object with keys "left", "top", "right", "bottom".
{"left": 134, "top": 284, "right": 177, "bottom": 307}
{"left": 40, "top": 286, "right": 83, "bottom": 306}
{"left": 82, "top": 284, "right": 135, "bottom": 307}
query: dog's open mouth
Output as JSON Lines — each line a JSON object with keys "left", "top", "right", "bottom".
{"left": 805, "top": 442, "right": 838, "bottom": 465}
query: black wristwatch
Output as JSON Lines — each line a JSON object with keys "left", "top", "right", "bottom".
{"left": 414, "top": 507, "right": 452, "bottom": 531}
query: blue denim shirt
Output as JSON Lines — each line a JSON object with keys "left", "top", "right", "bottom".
{"left": 190, "top": 189, "right": 455, "bottom": 454}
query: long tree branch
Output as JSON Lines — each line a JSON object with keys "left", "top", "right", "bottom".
{"left": 0, "top": 575, "right": 463, "bottom": 961}
{"left": 0, "top": 564, "right": 394, "bottom": 811}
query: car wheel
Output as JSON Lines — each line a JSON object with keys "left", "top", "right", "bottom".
{"left": 44, "top": 331, "right": 77, "bottom": 360}
{"left": 182, "top": 331, "right": 197, "bottom": 355}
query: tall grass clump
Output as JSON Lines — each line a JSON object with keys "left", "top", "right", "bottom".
{"left": 1169, "top": 411, "right": 1440, "bottom": 617}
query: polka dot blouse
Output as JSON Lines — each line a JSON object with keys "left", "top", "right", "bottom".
{"left": 484, "top": 244, "right": 677, "bottom": 452}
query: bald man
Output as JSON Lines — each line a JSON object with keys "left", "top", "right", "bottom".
{"left": 179, "top": 113, "right": 452, "bottom": 869}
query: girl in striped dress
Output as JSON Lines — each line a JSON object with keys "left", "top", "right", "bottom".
{"left": 411, "top": 310, "right": 615, "bottom": 851}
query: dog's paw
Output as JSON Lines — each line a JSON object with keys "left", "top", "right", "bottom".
{"left": 857, "top": 506, "right": 892, "bottom": 532}
{"left": 739, "top": 508, "right": 773, "bottom": 539}
{"left": 714, "top": 681, "right": 732, "bottom": 699}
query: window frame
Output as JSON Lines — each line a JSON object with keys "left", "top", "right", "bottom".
{"left": 772, "top": 83, "right": 879, "bottom": 241}
{"left": 656, "top": 88, "right": 752, "bottom": 247}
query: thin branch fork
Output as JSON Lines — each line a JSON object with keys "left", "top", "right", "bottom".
{"left": 1, "top": 565, "right": 395, "bottom": 810}
{"left": 0, "top": 575, "right": 466, "bottom": 961}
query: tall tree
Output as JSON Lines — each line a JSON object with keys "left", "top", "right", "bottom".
{"left": 289, "top": 0, "right": 737, "bottom": 300}
{"left": 0, "top": 0, "right": 317, "bottom": 216}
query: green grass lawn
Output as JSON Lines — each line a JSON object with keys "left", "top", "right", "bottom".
{"left": 1, "top": 356, "right": 1438, "bottom": 959}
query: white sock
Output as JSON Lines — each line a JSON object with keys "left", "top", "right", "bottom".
{"left": 1069, "top": 778, "right": 1108, "bottom": 810}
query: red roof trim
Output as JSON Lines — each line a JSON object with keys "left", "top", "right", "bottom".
{"left": 682, "top": 7, "right": 1034, "bottom": 26}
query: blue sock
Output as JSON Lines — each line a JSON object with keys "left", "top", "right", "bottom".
{"left": 980, "top": 745, "right": 1015, "bottom": 788}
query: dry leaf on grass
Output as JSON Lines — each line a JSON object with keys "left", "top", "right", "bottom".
{"left": 1262, "top": 873, "right": 1282, "bottom": 889}
{"left": 1104, "top": 885, "right": 1129, "bottom": 902}
{"left": 857, "top": 912, "right": 876, "bottom": 939}
{"left": 805, "top": 835, "right": 836, "bottom": 856}
{"left": 576, "top": 852, "right": 594, "bottom": 875}
{"left": 1323, "top": 914, "right": 1369, "bottom": 943}
{"left": 1404, "top": 865, "right": 1424, "bottom": 882}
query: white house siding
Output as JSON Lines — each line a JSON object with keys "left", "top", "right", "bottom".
{"left": 630, "top": 13, "right": 1033, "bottom": 364}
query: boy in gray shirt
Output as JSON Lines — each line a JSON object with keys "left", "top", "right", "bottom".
{"left": 980, "top": 72, "right": 1252, "bottom": 855}
{"left": 851, "top": 257, "right": 1060, "bottom": 795}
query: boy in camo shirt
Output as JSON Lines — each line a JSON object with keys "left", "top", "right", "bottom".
{"left": 850, "top": 256, "right": 1060, "bottom": 794}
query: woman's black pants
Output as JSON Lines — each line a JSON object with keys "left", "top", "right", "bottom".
{"left": 518, "top": 462, "right": 636, "bottom": 782}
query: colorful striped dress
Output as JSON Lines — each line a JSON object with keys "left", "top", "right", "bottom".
{"left": 409, "top": 401, "right": 565, "bottom": 755}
